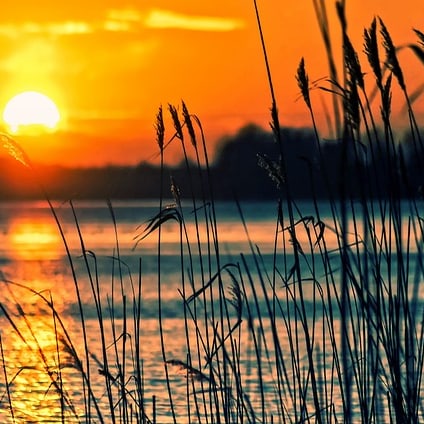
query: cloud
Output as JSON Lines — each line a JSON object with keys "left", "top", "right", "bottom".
{"left": 103, "top": 8, "right": 141, "bottom": 32}
{"left": 46, "top": 22, "right": 92, "bottom": 35}
{"left": 106, "top": 8, "right": 142, "bottom": 23}
{"left": 0, "top": 21, "right": 93, "bottom": 38}
{"left": 105, "top": 8, "right": 245, "bottom": 32}
{"left": 0, "top": 18, "right": 134, "bottom": 38}
{"left": 0, "top": 8, "right": 245, "bottom": 39}
{"left": 145, "top": 9, "right": 245, "bottom": 32}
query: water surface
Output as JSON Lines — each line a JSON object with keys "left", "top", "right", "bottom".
{"left": 0, "top": 199, "right": 422, "bottom": 422}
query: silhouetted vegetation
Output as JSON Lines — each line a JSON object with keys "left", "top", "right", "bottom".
{"left": 1, "top": 1, "right": 424, "bottom": 422}
{"left": 0, "top": 123, "right": 422, "bottom": 200}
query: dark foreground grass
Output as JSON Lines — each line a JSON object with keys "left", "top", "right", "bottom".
{"left": 1, "top": 1, "right": 424, "bottom": 422}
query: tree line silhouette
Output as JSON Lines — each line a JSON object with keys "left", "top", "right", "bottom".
{"left": 0, "top": 123, "right": 422, "bottom": 201}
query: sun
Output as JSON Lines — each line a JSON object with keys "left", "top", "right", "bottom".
{"left": 2, "top": 91, "right": 60, "bottom": 134}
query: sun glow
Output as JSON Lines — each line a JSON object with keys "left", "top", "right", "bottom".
{"left": 2, "top": 91, "right": 60, "bottom": 134}
{"left": 9, "top": 219, "right": 62, "bottom": 260}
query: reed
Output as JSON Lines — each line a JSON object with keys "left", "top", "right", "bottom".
{"left": 0, "top": 1, "right": 424, "bottom": 423}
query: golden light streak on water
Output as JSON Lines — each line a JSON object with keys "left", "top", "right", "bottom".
{"left": 9, "top": 217, "right": 63, "bottom": 260}
{"left": 0, "top": 313, "right": 84, "bottom": 422}
{"left": 7, "top": 218, "right": 63, "bottom": 261}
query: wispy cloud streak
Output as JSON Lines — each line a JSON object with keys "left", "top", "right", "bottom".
{"left": 145, "top": 9, "right": 245, "bottom": 32}
{"left": 0, "top": 8, "right": 245, "bottom": 38}
{"left": 0, "top": 21, "right": 92, "bottom": 37}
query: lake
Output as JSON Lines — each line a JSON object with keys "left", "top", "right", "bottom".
{"left": 0, "top": 198, "right": 423, "bottom": 423}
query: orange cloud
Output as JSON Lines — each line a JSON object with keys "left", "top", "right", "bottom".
{"left": 103, "top": 8, "right": 141, "bottom": 32}
{"left": 145, "top": 9, "right": 245, "bottom": 32}
{"left": 0, "top": 7, "right": 245, "bottom": 38}
{"left": 106, "top": 8, "right": 142, "bottom": 23}
{"left": 0, "top": 21, "right": 93, "bottom": 37}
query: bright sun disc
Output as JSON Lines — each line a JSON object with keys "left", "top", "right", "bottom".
{"left": 3, "top": 91, "right": 60, "bottom": 134}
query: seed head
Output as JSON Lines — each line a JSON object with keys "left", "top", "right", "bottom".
{"left": 344, "top": 35, "right": 364, "bottom": 90}
{"left": 182, "top": 101, "right": 196, "bottom": 148}
{"left": 379, "top": 18, "right": 405, "bottom": 90}
{"left": 168, "top": 104, "right": 184, "bottom": 141}
{"left": 364, "top": 18, "right": 382, "bottom": 89}
{"left": 296, "top": 57, "right": 311, "bottom": 109}
{"left": 155, "top": 106, "right": 165, "bottom": 151}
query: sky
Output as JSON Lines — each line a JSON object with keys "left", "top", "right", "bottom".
{"left": 0, "top": 1, "right": 423, "bottom": 167}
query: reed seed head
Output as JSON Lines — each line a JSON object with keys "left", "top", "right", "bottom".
{"left": 228, "top": 279, "right": 243, "bottom": 321}
{"left": 155, "top": 106, "right": 165, "bottom": 151}
{"left": 414, "top": 28, "right": 424, "bottom": 48}
{"left": 257, "top": 153, "right": 285, "bottom": 188}
{"left": 364, "top": 18, "right": 382, "bottom": 88}
{"left": 170, "top": 176, "right": 181, "bottom": 206}
{"left": 168, "top": 104, "right": 184, "bottom": 141}
{"left": 1, "top": 134, "right": 32, "bottom": 168}
{"left": 344, "top": 35, "right": 364, "bottom": 90}
{"left": 379, "top": 17, "right": 406, "bottom": 91}
{"left": 296, "top": 57, "right": 311, "bottom": 109}
{"left": 182, "top": 101, "right": 196, "bottom": 148}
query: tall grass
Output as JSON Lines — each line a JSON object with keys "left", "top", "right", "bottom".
{"left": 1, "top": 1, "right": 424, "bottom": 423}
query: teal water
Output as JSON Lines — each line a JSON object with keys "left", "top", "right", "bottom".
{"left": 0, "top": 199, "right": 422, "bottom": 422}
{"left": 0, "top": 199, "right": 282, "bottom": 422}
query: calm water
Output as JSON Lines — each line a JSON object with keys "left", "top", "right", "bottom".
{"left": 0, "top": 199, "right": 422, "bottom": 422}
{"left": 0, "top": 199, "right": 284, "bottom": 423}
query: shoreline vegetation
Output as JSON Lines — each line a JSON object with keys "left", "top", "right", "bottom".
{"left": 1, "top": 1, "right": 424, "bottom": 423}
{"left": 1, "top": 123, "right": 423, "bottom": 201}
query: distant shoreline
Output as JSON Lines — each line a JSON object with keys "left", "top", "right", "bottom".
{"left": 1, "top": 125, "right": 423, "bottom": 201}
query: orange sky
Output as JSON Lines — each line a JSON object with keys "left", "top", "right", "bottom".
{"left": 0, "top": 1, "right": 423, "bottom": 167}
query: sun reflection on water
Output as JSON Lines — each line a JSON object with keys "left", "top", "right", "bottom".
{"left": 0, "top": 311, "right": 84, "bottom": 422}
{"left": 7, "top": 218, "right": 63, "bottom": 261}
